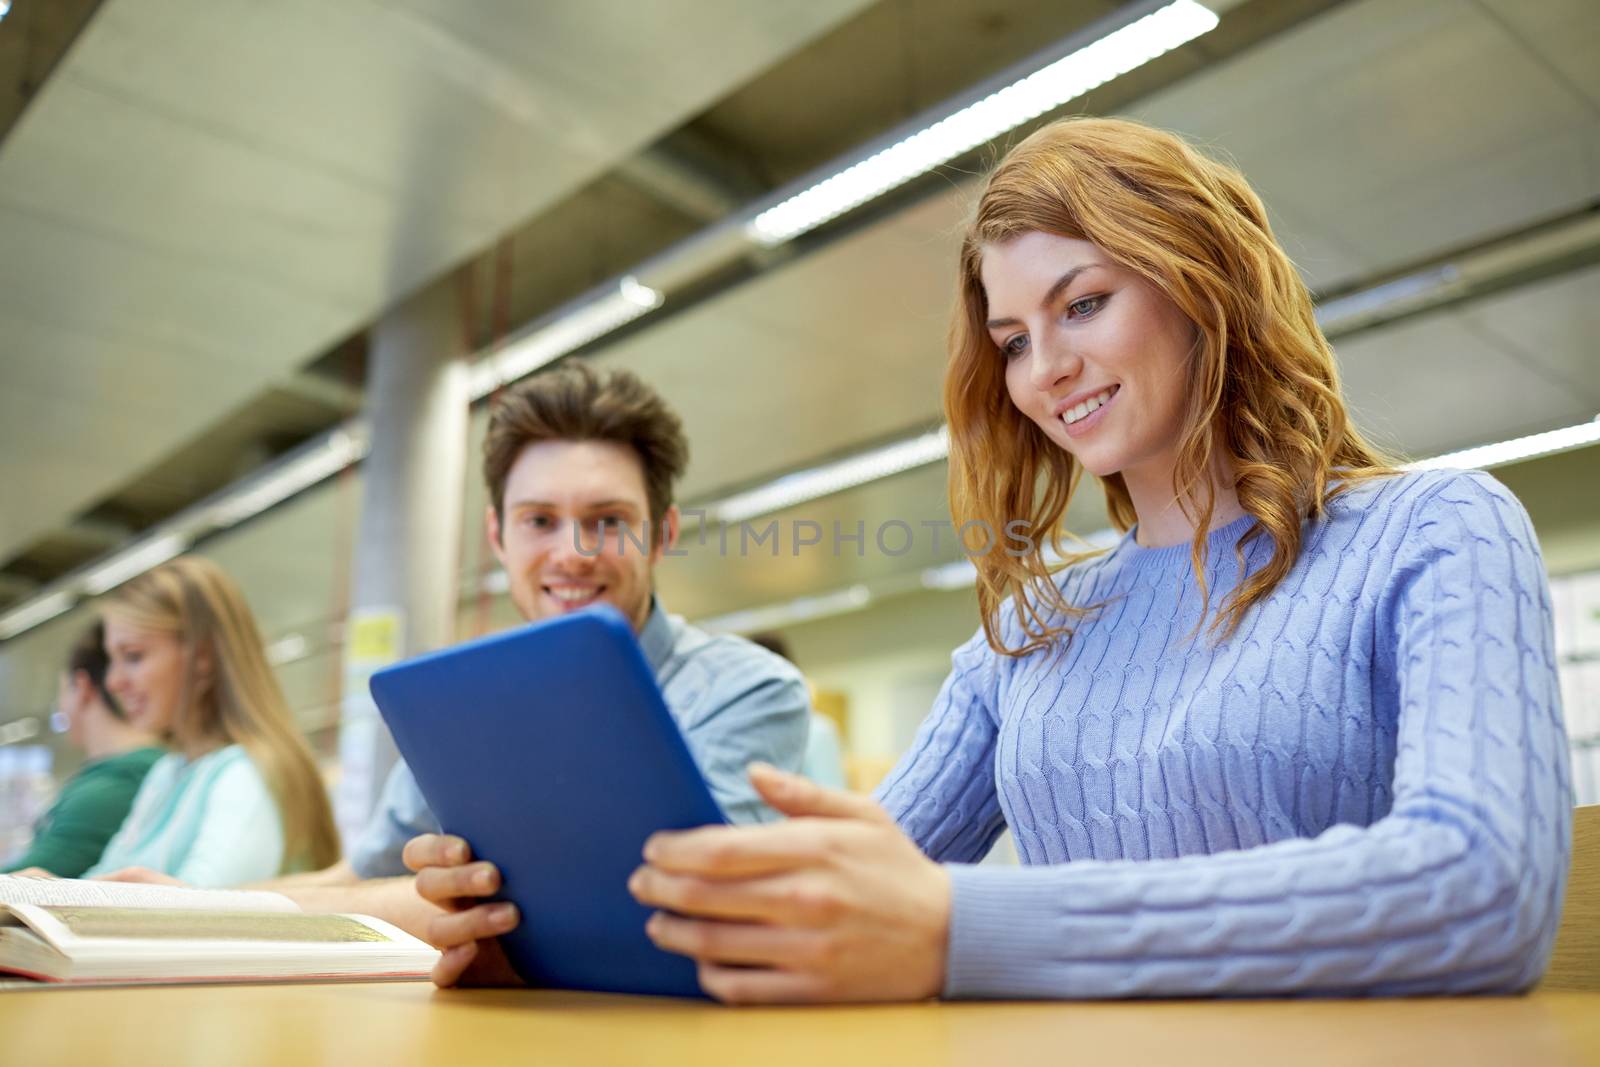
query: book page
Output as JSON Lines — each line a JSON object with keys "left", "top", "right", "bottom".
{"left": 0, "top": 876, "right": 297, "bottom": 914}
{"left": 38, "top": 908, "right": 392, "bottom": 944}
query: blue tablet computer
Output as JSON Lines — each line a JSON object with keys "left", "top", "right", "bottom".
{"left": 368, "top": 606, "right": 725, "bottom": 998}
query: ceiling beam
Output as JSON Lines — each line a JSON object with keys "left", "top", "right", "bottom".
{"left": 615, "top": 127, "right": 768, "bottom": 224}
{"left": 0, "top": 573, "right": 39, "bottom": 601}
{"left": 1317, "top": 206, "right": 1600, "bottom": 340}
{"left": 59, "top": 516, "right": 136, "bottom": 549}
{"left": 275, "top": 370, "right": 366, "bottom": 415}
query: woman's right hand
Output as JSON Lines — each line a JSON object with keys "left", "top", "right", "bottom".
{"left": 402, "top": 833, "right": 525, "bottom": 988}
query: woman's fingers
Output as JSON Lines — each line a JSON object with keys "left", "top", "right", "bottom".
{"left": 637, "top": 771, "right": 892, "bottom": 883}
{"left": 645, "top": 911, "right": 822, "bottom": 969}
{"left": 630, "top": 866, "right": 844, "bottom": 926}
{"left": 747, "top": 763, "right": 890, "bottom": 823}
{"left": 643, "top": 819, "right": 869, "bottom": 879}
{"left": 696, "top": 960, "right": 834, "bottom": 1005}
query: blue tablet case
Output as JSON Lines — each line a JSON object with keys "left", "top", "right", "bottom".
{"left": 368, "top": 607, "right": 726, "bottom": 998}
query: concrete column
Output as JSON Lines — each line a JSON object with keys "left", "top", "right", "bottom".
{"left": 334, "top": 274, "right": 468, "bottom": 846}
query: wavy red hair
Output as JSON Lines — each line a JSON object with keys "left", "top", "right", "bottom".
{"left": 946, "top": 117, "right": 1394, "bottom": 656}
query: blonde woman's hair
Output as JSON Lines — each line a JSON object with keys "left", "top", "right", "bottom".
{"left": 102, "top": 556, "right": 339, "bottom": 872}
{"left": 946, "top": 117, "right": 1395, "bottom": 656}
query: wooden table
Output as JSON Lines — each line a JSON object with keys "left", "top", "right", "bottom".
{"left": 5, "top": 983, "right": 1598, "bottom": 1066}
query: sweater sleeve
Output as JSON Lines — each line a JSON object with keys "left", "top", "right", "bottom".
{"left": 939, "top": 471, "right": 1571, "bottom": 998}
{"left": 874, "top": 627, "right": 1010, "bottom": 864}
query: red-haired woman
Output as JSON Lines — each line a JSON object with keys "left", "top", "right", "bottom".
{"left": 411, "top": 117, "right": 1570, "bottom": 1002}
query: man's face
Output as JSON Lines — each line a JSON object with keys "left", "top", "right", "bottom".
{"left": 487, "top": 440, "right": 678, "bottom": 633}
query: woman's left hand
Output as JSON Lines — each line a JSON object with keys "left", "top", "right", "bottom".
{"left": 628, "top": 762, "right": 950, "bottom": 1004}
{"left": 93, "top": 867, "right": 184, "bottom": 886}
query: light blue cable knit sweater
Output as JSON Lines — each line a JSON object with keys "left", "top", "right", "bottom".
{"left": 876, "top": 468, "right": 1571, "bottom": 998}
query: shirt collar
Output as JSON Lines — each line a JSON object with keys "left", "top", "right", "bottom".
{"left": 637, "top": 597, "right": 676, "bottom": 674}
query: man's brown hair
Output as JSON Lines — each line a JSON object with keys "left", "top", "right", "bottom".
{"left": 482, "top": 364, "right": 689, "bottom": 526}
{"left": 67, "top": 620, "right": 124, "bottom": 720}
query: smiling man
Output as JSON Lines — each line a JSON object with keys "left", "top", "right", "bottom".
{"left": 107, "top": 365, "right": 810, "bottom": 930}
{"left": 342, "top": 364, "right": 812, "bottom": 882}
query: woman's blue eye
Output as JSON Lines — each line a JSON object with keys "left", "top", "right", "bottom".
{"left": 1067, "top": 295, "right": 1106, "bottom": 319}
{"left": 1002, "top": 334, "right": 1029, "bottom": 358}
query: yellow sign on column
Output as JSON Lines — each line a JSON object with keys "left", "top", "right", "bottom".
{"left": 348, "top": 611, "right": 403, "bottom": 666}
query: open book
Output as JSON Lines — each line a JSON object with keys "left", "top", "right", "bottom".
{"left": 0, "top": 874, "right": 439, "bottom": 988}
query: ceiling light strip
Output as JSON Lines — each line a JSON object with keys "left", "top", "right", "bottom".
{"left": 920, "top": 528, "right": 1119, "bottom": 591}
{"left": 709, "top": 427, "right": 950, "bottom": 524}
{"left": 0, "top": 422, "right": 370, "bottom": 641}
{"left": 1404, "top": 416, "right": 1600, "bottom": 472}
{"left": 0, "top": 591, "right": 75, "bottom": 641}
{"left": 702, "top": 412, "right": 1600, "bottom": 527}
{"left": 205, "top": 427, "right": 370, "bottom": 530}
{"left": 468, "top": 276, "right": 664, "bottom": 401}
{"left": 747, "top": 0, "right": 1219, "bottom": 246}
{"left": 1314, "top": 266, "right": 1462, "bottom": 334}
{"left": 697, "top": 584, "right": 872, "bottom": 634}
{"left": 81, "top": 531, "right": 191, "bottom": 596}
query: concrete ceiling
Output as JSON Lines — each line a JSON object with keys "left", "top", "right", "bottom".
{"left": 583, "top": 0, "right": 1600, "bottom": 504}
{"left": 0, "top": 0, "right": 873, "bottom": 564}
{"left": 2, "top": 0, "right": 1599, "bottom": 729}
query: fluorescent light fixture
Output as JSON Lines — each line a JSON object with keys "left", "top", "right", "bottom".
{"left": 908, "top": 421, "right": 1594, "bottom": 593}
{"left": 920, "top": 559, "right": 980, "bottom": 592}
{"left": 480, "top": 569, "right": 511, "bottom": 596}
{"left": 469, "top": 276, "right": 663, "bottom": 400}
{"left": 206, "top": 427, "right": 368, "bottom": 530}
{"left": 698, "top": 585, "right": 872, "bottom": 634}
{"left": 1406, "top": 415, "right": 1600, "bottom": 472}
{"left": 747, "top": 0, "right": 1218, "bottom": 246}
{"left": 0, "top": 2, "right": 11, "bottom": 24}
{"left": 82, "top": 531, "right": 190, "bottom": 596}
{"left": 0, "top": 590, "right": 75, "bottom": 641}
{"left": 266, "top": 632, "right": 310, "bottom": 666}
{"left": 0, "top": 718, "right": 41, "bottom": 746}
{"left": 1315, "top": 266, "right": 1462, "bottom": 333}
{"left": 702, "top": 406, "right": 1600, "bottom": 558}
{"left": 709, "top": 427, "right": 950, "bottom": 524}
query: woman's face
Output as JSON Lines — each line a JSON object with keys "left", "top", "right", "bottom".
{"left": 103, "top": 617, "right": 188, "bottom": 738}
{"left": 982, "top": 231, "right": 1197, "bottom": 485}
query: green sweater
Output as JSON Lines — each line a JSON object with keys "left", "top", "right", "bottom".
{"left": 3, "top": 747, "right": 164, "bottom": 877}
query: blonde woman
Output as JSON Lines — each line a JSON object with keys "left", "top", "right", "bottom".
{"left": 411, "top": 117, "right": 1570, "bottom": 1001}
{"left": 84, "top": 556, "right": 339, "bottom": 887}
